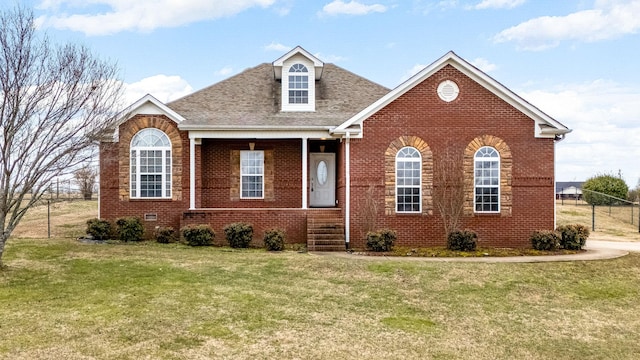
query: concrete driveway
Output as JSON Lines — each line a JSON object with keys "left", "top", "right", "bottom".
{"left": 586, "top": 239, "right": 640, "bottom": 252}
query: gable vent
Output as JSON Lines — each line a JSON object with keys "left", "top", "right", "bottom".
{"left": 437, "top": 80, "right": 459, "bottom": 102}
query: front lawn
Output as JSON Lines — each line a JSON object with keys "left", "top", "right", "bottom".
{"left": 1, "top": 239, "right": 640, "bottom": 359}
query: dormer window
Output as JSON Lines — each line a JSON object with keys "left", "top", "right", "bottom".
{"left": 273, "top": 46, "right": 323, "bottom": 112}
{"left": 288, "top": 64, "right": 309, "bottom": 104}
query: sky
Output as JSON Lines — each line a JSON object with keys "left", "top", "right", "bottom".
{"left": 19, "top": 0, "right": 640, "bottom": 186}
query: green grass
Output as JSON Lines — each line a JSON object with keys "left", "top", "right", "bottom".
{"left": 557, "top": 201, "right": 640, "bottom": 241}
{"left": 2, "top": 239, "right": 640, "bottom": 359}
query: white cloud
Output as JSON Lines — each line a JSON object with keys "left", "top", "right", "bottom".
{"left": 470, "top": 57, "right": 497, "bottom": 72}
{"left": 264, "top": 42, "right": 292, "bottom": 52}
{"left": 520, "top": 80, "right": 640, "bottom": 184}
{"left": 411, "top": 0, "right": 456, "bottom": 14}
{"left": 494, "top": 0, "right": 640, "bottom": 50}
{"left": 214, "top": 66, "right": 234, "bottom": 77}
{"left": 319, "top": 1, "right": 387, "bottom": 16}
{"left": 474, "top": 0, "right": 526, "bottom": 9}
{"left": 314, "top": 53, "right": 347, "bottom": 63}
{"left": 36, "top": 0, "right": 276, "bottom": 36}
{"left": 399, "top": 64, "right": 427, "bottom": 83}
{"left": 124, "top": 74, "right": 193, "bottom": 104}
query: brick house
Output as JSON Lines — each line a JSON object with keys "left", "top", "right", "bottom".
{"left": 99, "top": 46, "right": 570, "bottom": 249}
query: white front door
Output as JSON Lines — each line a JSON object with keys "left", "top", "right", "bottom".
{"left": 310, "top": 153, "right": 335, "bottom": 207}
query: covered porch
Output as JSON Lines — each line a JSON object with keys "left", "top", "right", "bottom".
{"left": 183, "top": 131, "right": 349, "bottom": 250}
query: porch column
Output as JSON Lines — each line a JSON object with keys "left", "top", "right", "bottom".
{"left": 189, "top": 137, "right": 196, "bottom": 210}
{"left": 302, "top": 137, "right": 308, "bottom": 209}
{"left": 345, "top": 134, "right": 350, "bottom": 246}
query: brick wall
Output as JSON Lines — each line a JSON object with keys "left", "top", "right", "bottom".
{"left": 101, "top": 129, "right": 333, "bottom": 242}
{"left": 99, "top": 115, "right": 191, "bottom": 236}
{"left": 348, "top": 65, "right": 556, "bottom": 248}
{"left": 200, "top": 139, "right": 303, "bottom": 208}
{"left": 181, "top": 209, "right": 309, "bottom": 246}
{"left": 101, "top": 64, "right": 556, "bottom": 249}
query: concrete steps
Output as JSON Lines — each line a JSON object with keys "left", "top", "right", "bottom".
{"left": 306, "top": 212, "right": 345, "bottom": 251}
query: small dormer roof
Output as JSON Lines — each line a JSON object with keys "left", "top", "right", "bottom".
{"left": 272, "top": 46, "right": 324, "bottom": 80}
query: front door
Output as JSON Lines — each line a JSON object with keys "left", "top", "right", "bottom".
{"left": 310, "top": 153, "right": 335, "bottom": 207}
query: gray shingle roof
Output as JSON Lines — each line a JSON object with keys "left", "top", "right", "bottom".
{"left": 167, "top": 63, "right": 390, "bottom": 129}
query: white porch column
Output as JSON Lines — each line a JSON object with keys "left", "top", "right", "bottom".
{"left": 553, "top": 139, "right": 557, "bottom": 228}
{"left": 302, "top": 137, "right": 308, "bottom": 209}
{"left": 345, "top": 134, "right": 351, "bottom": 246}
{"left": 189, "top": 137, "right": 196, "bottom": 210}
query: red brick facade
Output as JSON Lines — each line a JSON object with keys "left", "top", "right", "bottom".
{"left": 100, "top": 115, "right": 191, "bottom": 237}
{"left": 347, "top": 65, "right": 555, "bottom": 248}
{"left": 99, "top": 56, "right": 563, "bottom": 249}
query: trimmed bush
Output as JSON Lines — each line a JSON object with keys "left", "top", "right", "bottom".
{"left": 264, "top": 228, "right": 286, "bottom": 251}
{"left": 181, "top": 225, "right": 214, "bottom": 246}
{"left": 530, "top": 230, "right": 560, "bottom": 251}
{"left": 86, "top": 218, "right": 113, "bottom": 240}
{"left": 366, "top": 229, "right": 397, "bottom": 252}
{"left": 155, "top": 226, "right": 177, "bottom": 244}
{"left": 556, "top": 224, "right": 590, "bottom": 250}
{"left": 224, "top": 222, "right": 253, "bottom": 248}
{"left": 115, "top": 217, "right": 144, "bottom": 242}
{"left": 447, "top": 229, "right": 478, "bottom": 251}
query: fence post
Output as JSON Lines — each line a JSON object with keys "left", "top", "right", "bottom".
{"left": 592, "top": 204, "right": 596, "bottom": 231}
{"left": 47, "top": 200, "right": 51, "bottom": 239}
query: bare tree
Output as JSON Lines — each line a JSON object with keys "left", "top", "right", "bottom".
{"left": 0, "top": 6, "right": 122, "bottom": 267}
{"left": 432, "top": 145, "right": 465, "bottom": 239}
{"left": 361, "top": 184, "right": 379, "bottom": 235}
{"left": 74, "top": 163, "right": 98, "bottom": 200}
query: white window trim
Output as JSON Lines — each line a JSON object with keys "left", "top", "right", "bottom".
{"left": 288, "top": 65, "right": 309, "bottom": 105}
{"left": 282, "top": 60, "right": 315, "bottom": 112}
{"left": 395, "top": 147, "right": 422, "bottom": 213}
{"left": 473, "top": 146, "right": 500, "bottom": 213}
{"left": 130, "top": 129, "right": 172, "bottom": 199}
{"left": 240, "top": 150, "right": 265, "bottom": 199}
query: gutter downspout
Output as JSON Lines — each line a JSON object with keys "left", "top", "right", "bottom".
{"left": 189, "top": 137, "right": 196, "bottom": 210}
{"left": 553, "top": 133, "right": 567, "bottom": 228}
{"left": 97, "top": 148, "right": 101, "bottom": 219}
{"left": 302, "top": 137, "right": 308, "bottom": 209}
{"left": 345, "top": 132, "right": 351, "bottom": 249}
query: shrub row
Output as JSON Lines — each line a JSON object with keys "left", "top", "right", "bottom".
{"left": 447, "top": 230, "right": 478, "bottom": 251}
{"left": 530, "top": 224, "right": 590, "bottom": 251}
{"left": 86, "top": 217, "right": 144, "bottom": 242}
{"left": 86, "top": 219, "right": 286, "bottom": 251}
{"left": 366, "top": 229, "right": 397, "bottom": 252}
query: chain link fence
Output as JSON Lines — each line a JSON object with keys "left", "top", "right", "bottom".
{"left": 36, "top": 178, "right": 96, "bottom": 201}
{"left": 558, "top": 188, "right": 640, "bottom": 232}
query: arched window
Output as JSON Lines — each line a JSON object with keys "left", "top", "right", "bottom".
{"left": 396, "top": 147, "right": 421, "bottom": 212}
{"left": 474, "top": 146, "right": 499, "bottom": 212}
{"left": 288, "top": 63, "right": 308, "bottom": 104}
{"left": 130, "top": 128, "right": 172, "bottom": 198}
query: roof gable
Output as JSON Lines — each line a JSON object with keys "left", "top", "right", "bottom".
{"left": 334, "top": 51, "right": 571, "bottom": 139}
{"left": 273, "top": 46, "right": 324, "bottom": 80}
{"left": 107, "top": 94, "right": 185, "bottom": 142}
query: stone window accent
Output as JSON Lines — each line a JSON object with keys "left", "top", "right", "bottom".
{"left": 240, "top": 150, "right": 264, "bottom": 199}
{"left": 118, "top": 115, "right": 183, "bottom": 201}
{"left": 230, "top": 149, "right": 275, "bottom": 201}
{"left": 385, "top": 136, "right": 433, "bottom": 216}
{"left": 463, "top": 135, "right": 512, "bottom": 216}
{"left": 130, "top": 128, "right": 172, "bottom": 198}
